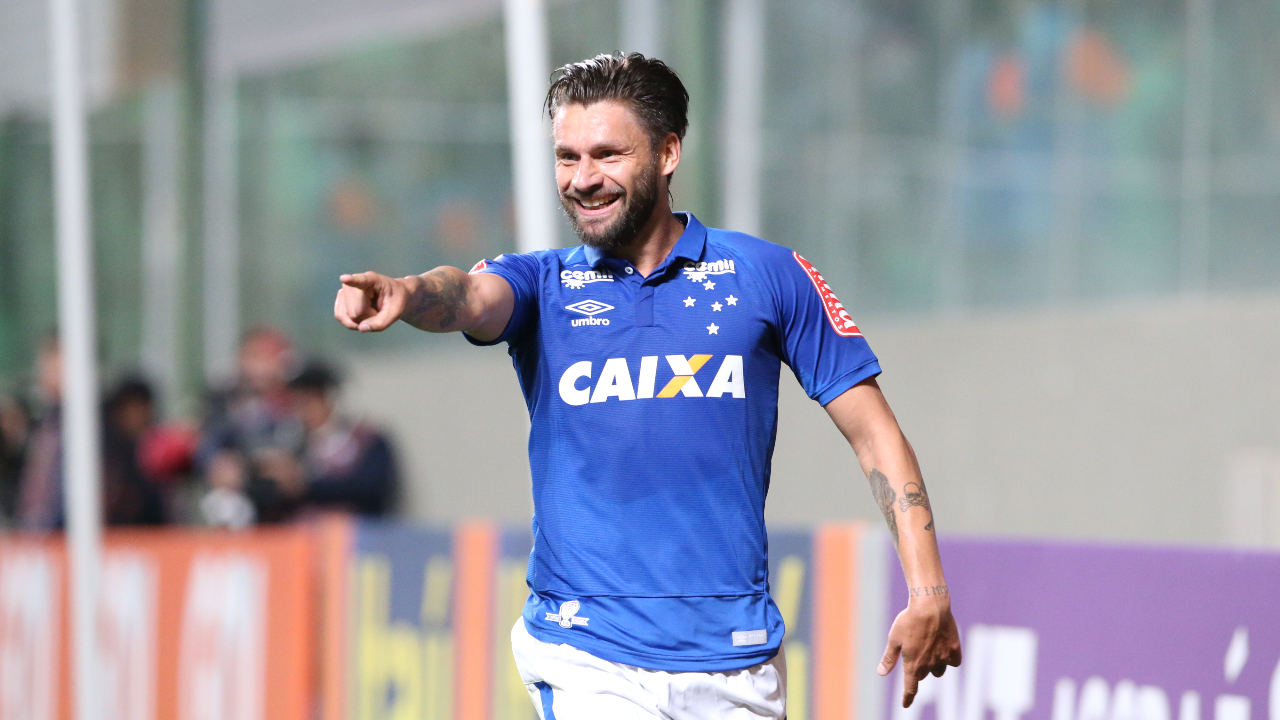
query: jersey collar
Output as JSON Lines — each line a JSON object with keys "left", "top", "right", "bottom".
{"left": 577, "top": 212, "right": 708, "bottom": 274}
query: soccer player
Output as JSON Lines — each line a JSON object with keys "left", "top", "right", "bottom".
{"left": 334, "top": 54, "right": 960, "bottom": 719}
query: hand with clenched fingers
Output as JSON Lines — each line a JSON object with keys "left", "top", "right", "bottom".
{"left": 334, "top": 272, "right": 409, "bottom": 333}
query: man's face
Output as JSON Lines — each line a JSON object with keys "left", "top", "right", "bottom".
{"left": 239, "top": 333, "right": 293, "bottom": 394}
{"left": 290, "top": 388, "right": 333, "bottom": 433}
{"left": 553, "top": 100, "right": 663, "bottom": 251}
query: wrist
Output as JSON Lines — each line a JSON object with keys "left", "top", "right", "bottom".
{"left": 906, "top": 583, "right": 950, "bottom": 609}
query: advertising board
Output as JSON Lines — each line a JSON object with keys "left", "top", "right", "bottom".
{"left": 888, "top": 540, "right": 1280, "bottom": 720}
{"left": 0, "top": 528, "right": 316, "bottom": 720}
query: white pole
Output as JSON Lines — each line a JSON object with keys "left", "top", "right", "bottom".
{"left": 203, "top": 74, "right": 241, "bottom": 384}
{"left": 721, "top": 0, "right": 765, "bottom": 237}
{"left": 504, "top": 0, "right": 558, "bottom": 254}
{"left": 620, "top": 0, "right": 664, "bottom": 58}
{"left": 1180, "top": 0, "right": 1213, "bottom": 294}
{"left": 141, "top": 81, "right": 185, "bottom": 416}
{"left": 48, "top": 0, "right": 102, "bottom": 716}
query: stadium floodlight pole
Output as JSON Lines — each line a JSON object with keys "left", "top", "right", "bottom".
{"left": 48, "top": 0, "right": 103, "bottom": 715}
{"left": 721, "top": 0, "right": 765, "bottom": 237}
{"left": 621, "top": 0, "right": 665, "bottom": 57}
{"left": 503, "top": 0, "right": 558, "bottom": 253}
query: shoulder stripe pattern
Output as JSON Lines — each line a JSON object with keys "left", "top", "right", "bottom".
{"left": 792, "top": 252, "right": 862, "bottom": 337}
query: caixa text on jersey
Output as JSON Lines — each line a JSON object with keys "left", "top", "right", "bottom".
{"left": 559, "top": 355, "right": 746, "bottom": 405}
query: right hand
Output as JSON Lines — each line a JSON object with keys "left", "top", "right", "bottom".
{"left": 877, "top": 597, "right": 962, "bottom": 707}
{"left": 335, "top": 272, "right": 408, "bottom": 332}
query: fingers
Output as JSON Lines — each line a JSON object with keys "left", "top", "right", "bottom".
{"left": 340, "top": 271, "right": 381, "bottom": 289}
{"left": 931, "top": 662, "right": 947, "bottom": 677}
{"left": 334, "top": 292, "right": 360, "bottom": 330}
{"left": 358, "top": 286, "right": 405, "bottom": 332}
{"left": 335, "top": 273, "right": 386, "bottom": 331}
{"left": 902, "top": 665, "right": 920, "bottom": 708}
{"left": 878, "top": 639, "right": 901, "bottom": 677}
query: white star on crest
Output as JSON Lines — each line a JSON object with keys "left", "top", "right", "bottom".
{"left": 707, "top": 323, "right": 719, "bottom": 335}
{"left": 683, "top": 296, "right": 695, "bottom": 307}
{"left": 726, "top": 295, "right": 738, "bottom": 305}
{"left": 712, "top": 301, "right": 723, "bottom": 311}
{"left": 703, "top": 280, "right": 716, "bottom": 290}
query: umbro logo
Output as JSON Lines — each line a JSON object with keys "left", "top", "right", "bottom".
{"left": 566, "top": 299, "right": 613, "bottom": 327}
{"left": 545, "top": 600, "right": 589, "bottom": 629}
{"left": 565, "top": 299, "right": 613, "bottom": 316}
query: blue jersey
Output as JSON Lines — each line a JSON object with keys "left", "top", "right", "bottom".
{"left": 467, "top": 213, "right": 880, "bottom": 671}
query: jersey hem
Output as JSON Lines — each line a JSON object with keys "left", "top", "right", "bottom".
{"left": 521, "top": 617, "right": 781, "bottom": 673}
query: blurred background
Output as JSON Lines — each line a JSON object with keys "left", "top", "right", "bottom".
{"left": 1, "top": 0, "right": 1279, "bottom": 545}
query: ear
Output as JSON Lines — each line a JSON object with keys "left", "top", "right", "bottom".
{"left": 659, "top": 132, "right": 681, "bottom": 178}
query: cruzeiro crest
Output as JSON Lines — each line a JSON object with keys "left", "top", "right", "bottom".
{"left": 545, "top": 600, "right": 590, "bottom": 629}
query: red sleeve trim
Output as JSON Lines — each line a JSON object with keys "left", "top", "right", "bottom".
{"left": 791, "top": 252, "right": 862, "bottom": 337}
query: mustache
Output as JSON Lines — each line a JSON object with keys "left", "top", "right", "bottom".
{"left": 561, "top": 187, "right": 625, "bottom": 204}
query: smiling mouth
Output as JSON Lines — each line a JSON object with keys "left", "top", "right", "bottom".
{"left": 575, "top": 195, "right": 621, "bottom": 214}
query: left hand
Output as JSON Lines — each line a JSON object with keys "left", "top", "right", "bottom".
{"left": 877, "top": 598, "right": 962, "bottom": 707}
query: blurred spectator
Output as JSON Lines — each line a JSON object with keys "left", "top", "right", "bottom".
{"left": 0, "top": 393, "right": 31, "bottom": 523}
{"left": 247, "top": 362, "right": 398, "bottom": 522}
{"left": 17, "top": 335, "right": 64, "bottom": 530}
{"left": 101, "top": 377, "right": 198, "bottom": 525}
{"left": 197, "top": 327, "right": 304, "bottom": 527}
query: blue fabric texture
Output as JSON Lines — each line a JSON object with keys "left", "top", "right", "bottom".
{"left": 467, "top": 214, "right": 880, "bottom": 671}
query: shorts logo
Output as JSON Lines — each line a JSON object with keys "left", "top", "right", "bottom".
{"left": 792, "top": 252, "right": 862, "bottom": 337}
{"left": 683, "top": 259, "right": 736, "bottom": 282}
{"left": 561, "top": 269, "right": 615, "bottom": 289}
{"left": 565, "top": 299, "right": 613, "bottom": 327}
{"left": 545, "top": 600, "right": 589, "bottom": 629}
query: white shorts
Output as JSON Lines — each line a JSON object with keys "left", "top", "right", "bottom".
{"left": 511, "top": 619, "right": 788, "bottom": 720}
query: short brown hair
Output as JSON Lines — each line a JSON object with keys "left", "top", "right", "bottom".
{"left": 546, "top": 53, "right": 690, "bottom": 148}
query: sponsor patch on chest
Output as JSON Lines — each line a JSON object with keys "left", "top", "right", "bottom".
{"left": 561, "top": 268, "right": 615, "bottom": 288}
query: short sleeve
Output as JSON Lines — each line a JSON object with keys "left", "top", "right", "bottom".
{"left": 463, "top": 252, "right": 542, "bottom": 346}
{"left": 770, "top": 250, "right": 881, "bottom": 405}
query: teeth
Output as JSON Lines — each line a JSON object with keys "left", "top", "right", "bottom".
{"left": 581, "top": 197, "right": 615, "bottom": 209}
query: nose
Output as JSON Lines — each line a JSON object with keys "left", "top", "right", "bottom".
{"left": 571, "top": 156, "right": 604, "bottom": 194}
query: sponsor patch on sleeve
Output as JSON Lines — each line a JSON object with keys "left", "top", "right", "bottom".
{"left": 792, "top": 252, "right": 862, "bottom": 337}
{"left": 468, "top": 259, "right": 488, "bottom": 274}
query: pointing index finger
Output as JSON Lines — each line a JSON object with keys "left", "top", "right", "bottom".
{"left": 341, "top": 272, "right": 378, "bottom": 289}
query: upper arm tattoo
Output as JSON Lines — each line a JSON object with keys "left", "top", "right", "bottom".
{"left": 869, "top": 469, "right": 899, "bottom": 548}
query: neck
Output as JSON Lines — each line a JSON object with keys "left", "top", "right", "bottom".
{"left": 609, "top": 191, "right": 685, "bottom": 277}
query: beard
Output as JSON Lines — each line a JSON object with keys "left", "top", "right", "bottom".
{"left": 560, "top": 159, "right": 662, "bottom": 252}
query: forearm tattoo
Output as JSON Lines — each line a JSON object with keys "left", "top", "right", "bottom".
{"left": 404, "top": 267, "right": 468, "bottom": 332}
{"left": 909, "top": 585, "right": 948, "bottom": 598}
{"left": 899, "top": 480, "right": 935, "bottom": 532}
{"left": 869, "top": 469, "right": 899, "bottom": 548}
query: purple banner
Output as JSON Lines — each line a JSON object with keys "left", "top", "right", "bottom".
{"left": 887, "top": 539, "right": 1280, "bottom": 720}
